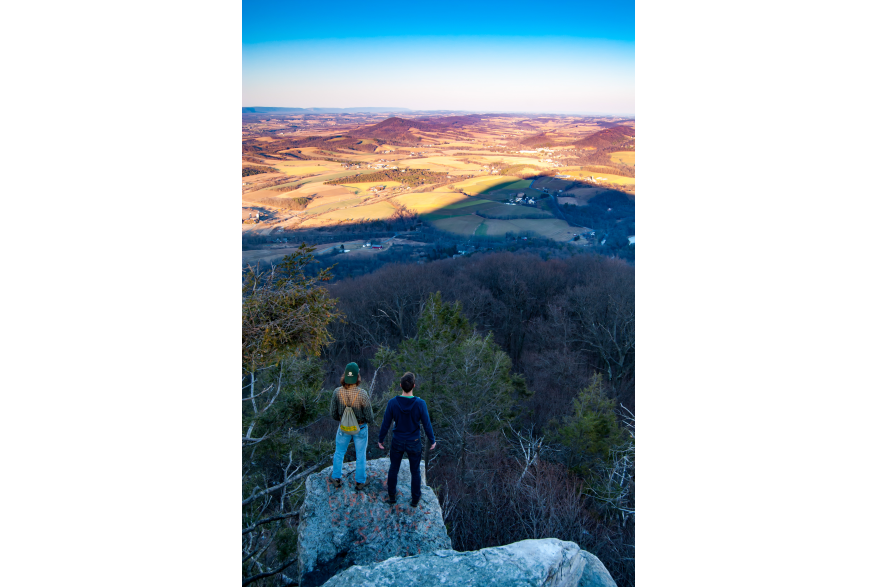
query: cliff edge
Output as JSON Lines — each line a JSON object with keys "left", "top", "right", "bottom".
{"left": 297, "top": 457, "right": 617, "bottom": 587}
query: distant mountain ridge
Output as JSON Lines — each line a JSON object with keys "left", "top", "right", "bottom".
{"left": 242, "top": 107, "right": 411, "bottom": 114}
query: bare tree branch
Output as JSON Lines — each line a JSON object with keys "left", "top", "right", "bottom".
{"left": 242, "top": 511, "right": 300, "bottom": 535}
{"left": 242, "top": 558, "right": 297, "bottom": 587}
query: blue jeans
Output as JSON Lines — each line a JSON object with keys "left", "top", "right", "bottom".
{"left": 387, "top": 438, "right": 422, "bottom": 500}
{"left": 332, "top": 424, "right": 368, "bottom": 483}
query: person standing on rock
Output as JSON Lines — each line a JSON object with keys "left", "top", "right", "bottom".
{"left": 330, "top": 362, "right": 375, "bottom": 491}
{"left": 378, "top": 372, "right": 436, "bottom": 507}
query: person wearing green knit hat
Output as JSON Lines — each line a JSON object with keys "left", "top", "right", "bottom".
{"left": 329, "top": 362, "right": 375, "bottom": 491}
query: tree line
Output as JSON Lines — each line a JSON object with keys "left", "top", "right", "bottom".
{"left": 243, "top": 166, "right": 279, "bottom": 177}
{"left": 325, "top": 169, "right": 448, "bottom": 187}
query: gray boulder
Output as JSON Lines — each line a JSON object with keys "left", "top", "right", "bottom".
{"left": 321, "top": 538, "right": 617, "bottom": 587}
{"left": 298, "top": 457, "right": 452, "bottom": 587}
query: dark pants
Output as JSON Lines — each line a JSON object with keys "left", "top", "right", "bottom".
{"left": 387, "top": 438, "right": 422, "bottom": 500}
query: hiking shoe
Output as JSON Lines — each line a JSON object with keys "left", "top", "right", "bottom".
{"left": 330, "top": 477, "right": 341, "bottom": 489}
{"left": 410, "top": 496, "right": 420, "bottom": 508}
{"left": 355, "top": 481, "right": 368, "bottom": 491}
{"left": 385, "top": 495, "right": 397, "bottom": 505}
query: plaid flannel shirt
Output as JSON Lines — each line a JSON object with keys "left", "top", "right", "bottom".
{"left": 330, "top": 385, "right": 375, "bottom": 426}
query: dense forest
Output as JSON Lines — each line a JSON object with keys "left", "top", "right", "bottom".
{"left": 561, "top": 191, "right": 635, "bottom": 249}
{"left": 242, "top": 246, "right": 635, "bottom": 586}
{"left": 258, "top": 196, "right": 312, "bottom": 210}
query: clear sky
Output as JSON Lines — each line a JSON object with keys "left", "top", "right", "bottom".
{"left": 243, "top": 0, "right": 634, "bottom": 115}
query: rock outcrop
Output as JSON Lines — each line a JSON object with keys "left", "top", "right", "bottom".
{"left": 298, "top": 457, "right": 451, "bottom": 587}
{"left": 321, "top": 538, "right": 618, "bottom": 587}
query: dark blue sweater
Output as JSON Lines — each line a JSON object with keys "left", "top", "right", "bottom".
{"left": 378, "top": 395, "right": 435, "bottom": 444}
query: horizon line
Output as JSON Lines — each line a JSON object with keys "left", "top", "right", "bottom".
{"left": 243, "top": 107, "right": 635, "bottom": 117}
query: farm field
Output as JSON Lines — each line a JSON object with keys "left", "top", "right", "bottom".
{"left": 336, "top": 181, "right": 403, "bottom": 194}
{"left": 243, "top": 112, "right": 634, "bottom": 242}
{"left": 453, "top": 175, "right": 527, "bottom": 194}
{"left": 298, "top": 201, "right": 398, "bottom": 226}
{"left": 431, "top": 215, "right": 485, "bottom": 236}
{"left": 558, "top": 168, "right": 635, "bottom": 185}
{"left": 241, "top": 160, "right": 281, "bottom": 169}
{"left": 304, "top": 198, "right": 363, "bottom": 215}
{"left": 404, "top": 156, "right": 484, "bottom": 171}
{"left": 393, "top": 192, "right": 472, "bottom": 212}
{"left": 476, "top": 202, "right": 553, "bottom": 218}
{"left": 434, "top": 215, "right": 573, "bottom": 240}
{"left": 268, "top": 170, "right": 367, "bottom": 189}
{"left": 469, "top": 155, "right": 547, "bottom": 167}
{"left": 275, "top": 165, "right": 340, "bottom": 176}
{"left": 303, "top": 189, "right": 363, "bottom": 205}
{"left": 242, "top": 247, "right": 304, "bottom": 266}
{"left": 609, "top": 151, "right": 635, "bottom": 165}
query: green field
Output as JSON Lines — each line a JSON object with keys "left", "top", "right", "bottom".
{"left": 473, "top": 202, "right": 553, "bottom": 218}
{"left": 430, "top": 214, "right": 572, "bottom": 240}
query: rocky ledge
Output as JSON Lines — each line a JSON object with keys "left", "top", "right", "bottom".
{"left": 321, "top": 538, "right": 617, "bottom": 587}
{"left": 297, "top": 457, "right": 451, "bottom": 587}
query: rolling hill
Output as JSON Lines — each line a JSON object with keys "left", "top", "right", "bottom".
{"left": 352, "top": 117, "right": 436, "bottom": 142}
{"left": 573, "top": 125, "right": 635, "bottom": 149}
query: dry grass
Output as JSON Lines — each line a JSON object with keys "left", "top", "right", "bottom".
{"left": 299, "top": 201, "right": 398, "bottom": 226}
{"left": 336, "top": 181, "right": 403, "bottom": 193}
{"left": 609, "top": 151, "right": 635, "bottom": 165}
{"left": 402, "top": 156, "right": 484, "bottom": 171}
{"left": 558, "top": 168, "right": 635, "bottom": 185}
{"left": 393, "top": 192, "right": 471, "bottom": 212}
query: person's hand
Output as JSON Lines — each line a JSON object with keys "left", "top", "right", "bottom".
{"left": 378, "top": 442, "right": 385, "bottom": 450}
{"left": 430, "top": 443, "right": 436, "bottom": 450}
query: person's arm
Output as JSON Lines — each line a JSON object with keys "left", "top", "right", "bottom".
{"left": 420, "top": 400, "right": 436, "bottom": 448}
{"left": 378, "top": 400, "right": 393, "bottom": 447}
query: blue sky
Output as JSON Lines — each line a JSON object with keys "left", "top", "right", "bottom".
{"left": 243, "top": 0, "right": 634, "bottom": 115}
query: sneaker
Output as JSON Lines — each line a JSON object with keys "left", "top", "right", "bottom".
{"left": 330, "top": 477, "right": 341, "bottom": 489}
{"left": 355, "top": 481, "right": 368, "bottom": 491}
{"left": 410, "top": 496, "right": 420, "bottom": 508}
{"left": 385, "top": 495, "right": 397, "bottom": 505}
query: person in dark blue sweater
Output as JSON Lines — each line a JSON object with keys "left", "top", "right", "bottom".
{"left": 378, "top": 372, "right": 436, "bottom": 507}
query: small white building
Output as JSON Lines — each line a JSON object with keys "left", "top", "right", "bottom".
{"left": 628, "top": 236, "right": 635, "bottom": 246}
